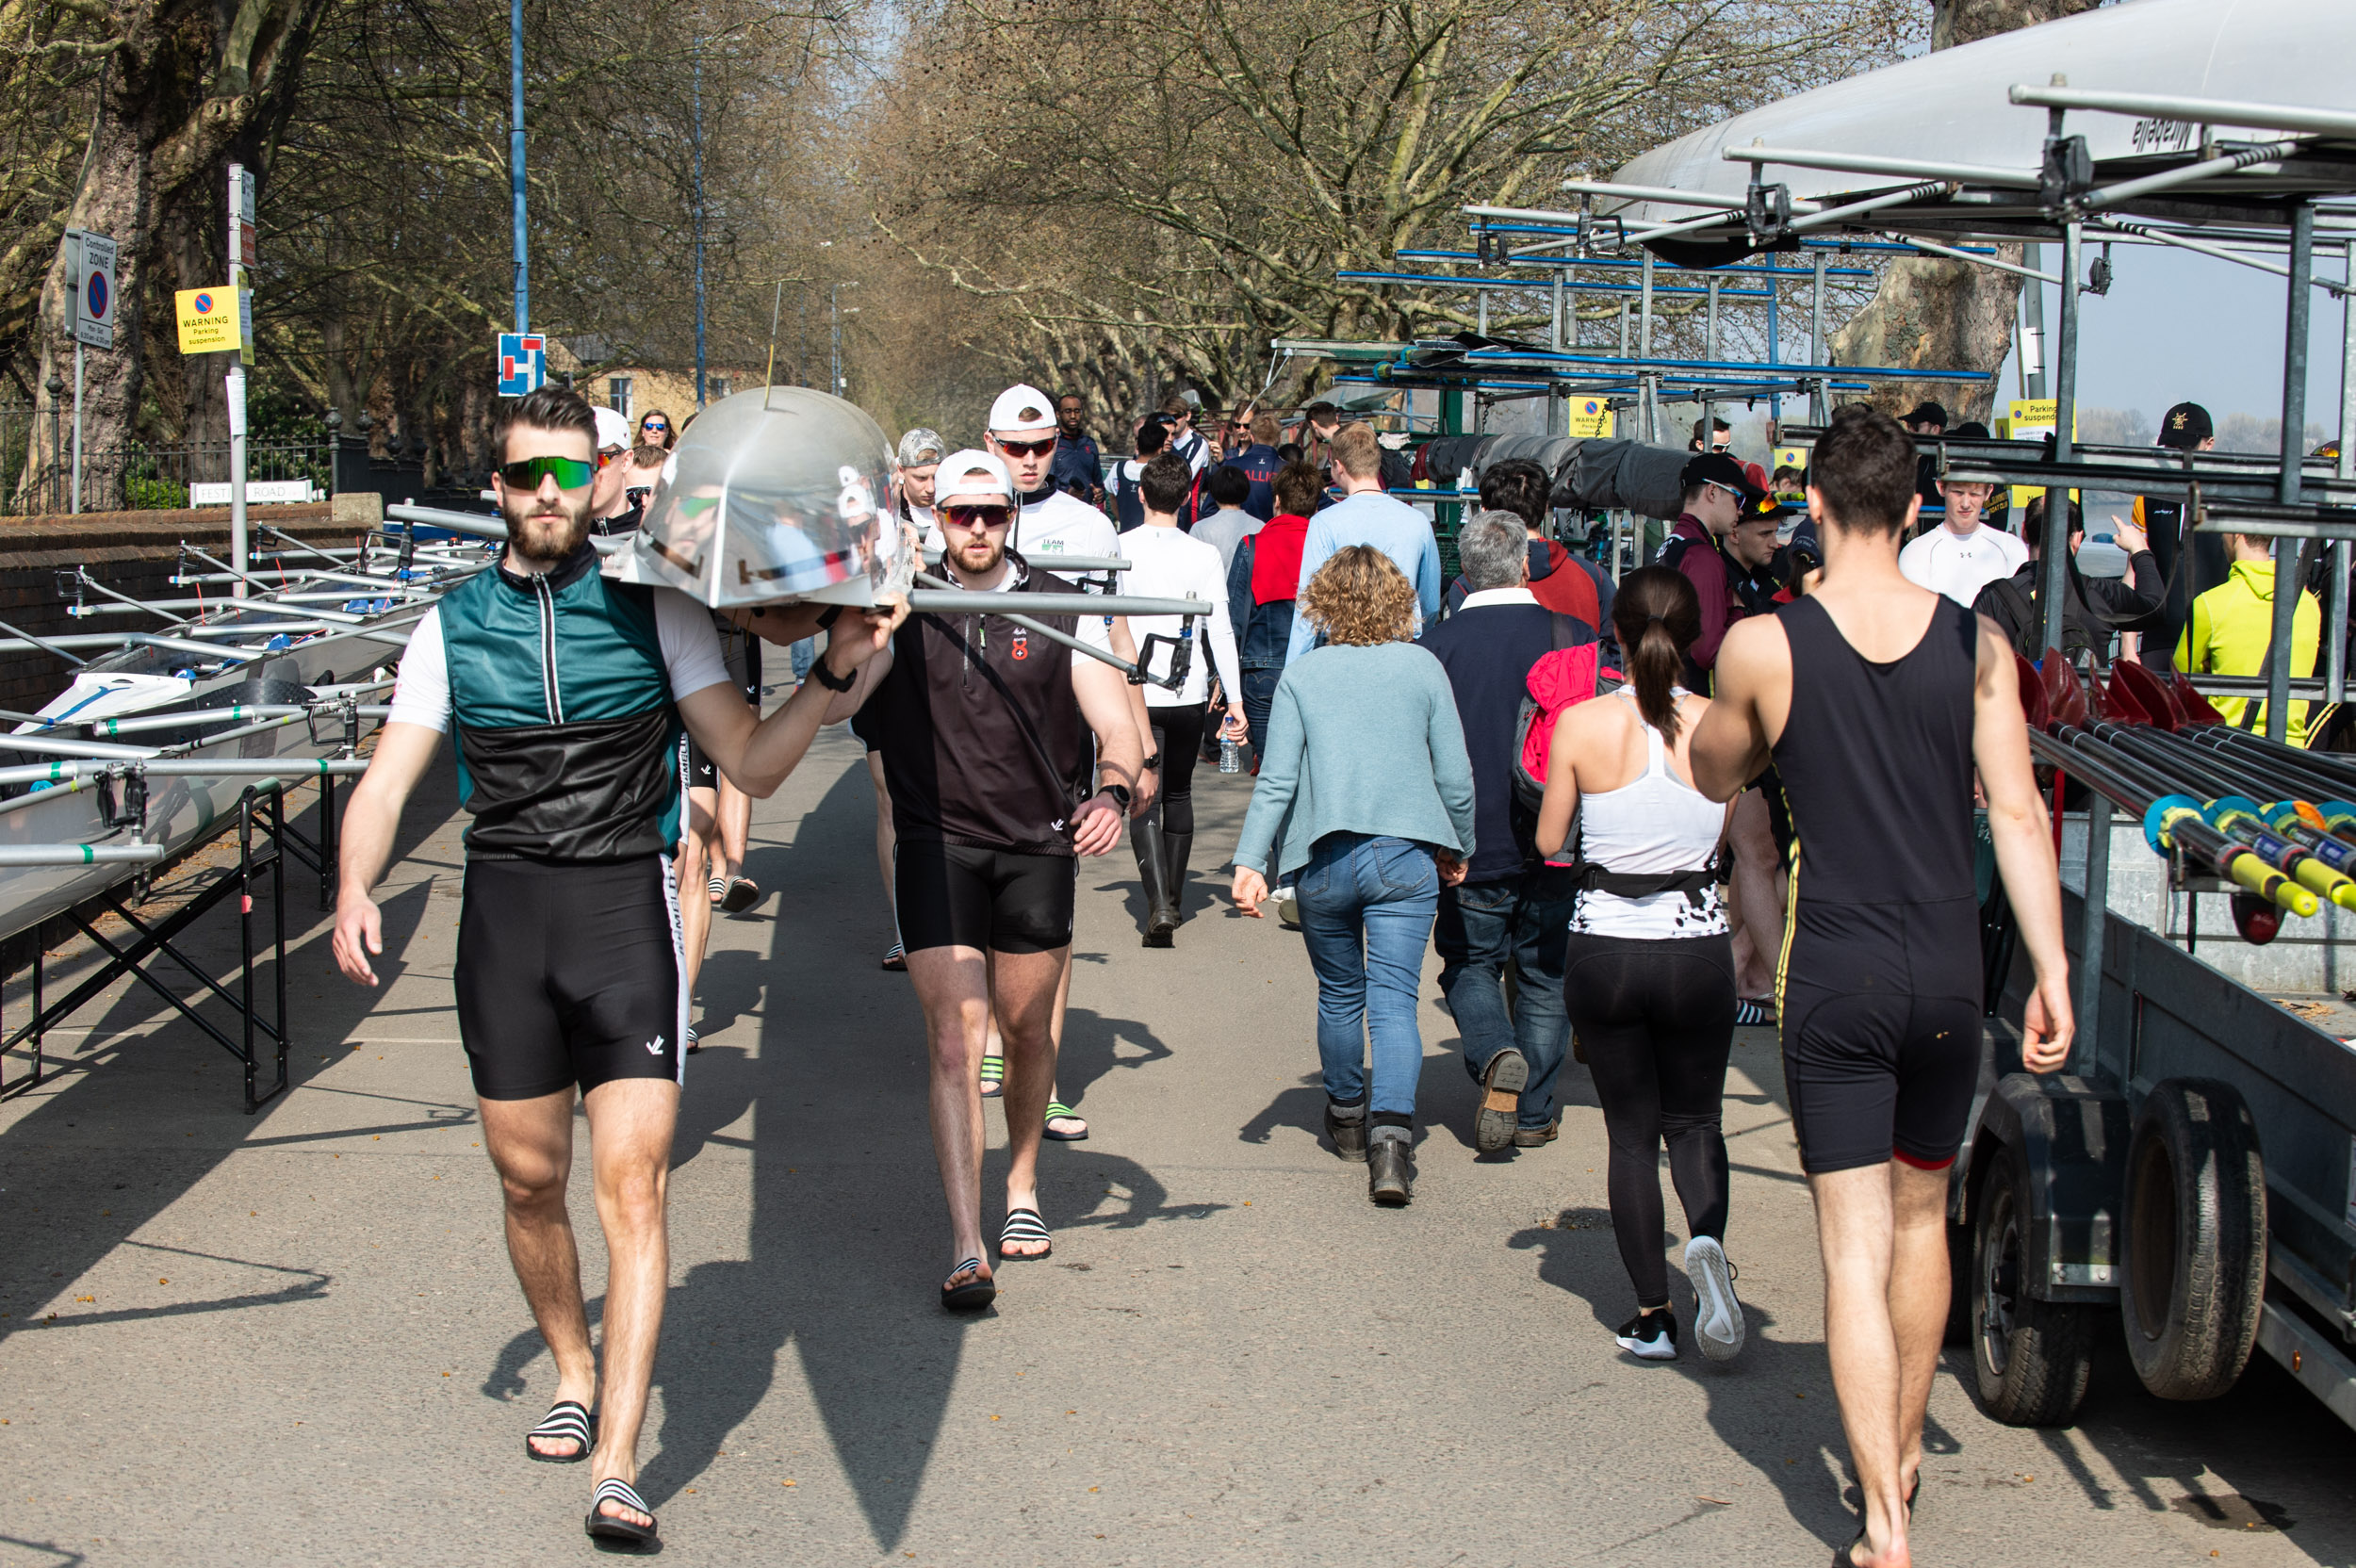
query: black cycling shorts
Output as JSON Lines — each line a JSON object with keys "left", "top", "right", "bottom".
{"left": 454, "top": 855, "right": 688, "bottom": 1101}
{"left": 893, "top": 841, "right": 1075, "bottom": 956}
{"left": 1778, "top": 895, "right": 1982, "bottom": 1175}
{"left": 679, "top": 732, "right": 714, "bottom": 793}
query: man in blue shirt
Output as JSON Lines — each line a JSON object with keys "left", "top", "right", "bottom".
{"left": 1050, "top": 390, "right": 1104, "bottom": 505}
{"left": 1284, "top": 421, "right": 1443, "bottom": 663}
{"left": 1223, "top": 407, "right": 1284, "bottom": 520}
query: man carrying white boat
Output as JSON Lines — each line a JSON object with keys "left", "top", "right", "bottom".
{"left": 329, "top": 384, "right": 902, "bottom": 1550}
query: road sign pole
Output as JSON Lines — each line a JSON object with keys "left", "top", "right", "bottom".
{"left": 71, "top": 339, "right": 81, "bottom": 515}
{"left": 511, "top": 0, "right": 528, "bottom": 335}
{"left": 227, "top": 163, "right": 253, "bottom": 595}
{"left": 227, "top": 364, "right": 248, "bottom": 596}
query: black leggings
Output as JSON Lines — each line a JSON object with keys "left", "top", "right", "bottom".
{"left": 1148, "top": 701, "right": 1207, "bottom": 836}
{"left": 1563, "top": 931, "right": 1737, "bottom": 1310}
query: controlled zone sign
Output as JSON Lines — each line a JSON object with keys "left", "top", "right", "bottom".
{"left": 1565, "top": 397, "right": 1614, "bottom": 439}
{"left": 70, "top": 230, "right": 116, "bottom": 349}
{"left": 499, "top": 333, "right": 546, "bottom": 398}
{"left": 174, "top": 286, "right": 245, "bottom": 354}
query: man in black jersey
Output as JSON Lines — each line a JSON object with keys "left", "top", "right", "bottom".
{"left": 1693, "top": 405, "right": 2072, "bottom": 1568}
{"left": 825, "top": 449, "right": 1144, "bottom": 1309}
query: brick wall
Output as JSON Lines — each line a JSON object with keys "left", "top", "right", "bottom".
{"left": 0, "top": 498, "right": 383, "bottom": 713}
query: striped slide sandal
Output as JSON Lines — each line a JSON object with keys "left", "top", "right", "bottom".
{"left": 1041, "top": 1101, "right": 1088, "bottom": 1141}
{"left": 524, "top": 1400, "right": 594, "bottom": 1463}
{"left": 941, "top": 1257, "right": 996, "bottom": 1311}
{"left": 978, "top": 1054, "right": 1006, "bottom": 1100}
{"left": 999, "top": 1207, "right": 1053, "bottom": 1260}
{"left": 584, "top": 1477, "right": 657, "bottom": 1545}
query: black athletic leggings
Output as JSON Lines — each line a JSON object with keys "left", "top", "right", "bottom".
{"left": 1563, "top": 930, "right": 1737, "bottom": 1310}
{"left": 1148, "top": 701, "right": 1207, "bottom": 836}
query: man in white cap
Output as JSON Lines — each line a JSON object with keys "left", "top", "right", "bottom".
{"left": 824, "top": 449, "right": 1144, "bottom": 1309}
{"left": 982, "top": 384, "right": 1156, "bottom": 1140}
{"left": 588, "top": 404, "right": 637, "bottom": 531}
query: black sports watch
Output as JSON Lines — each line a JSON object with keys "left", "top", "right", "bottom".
{"left": 1140, "top": 751, "right": 1162, "bottom": 772}
{"left": 1094, "top": 783, "right": 1134, "bottom": 812}
{"left": 810, "top": 655, "right": 857, "bottom": 692}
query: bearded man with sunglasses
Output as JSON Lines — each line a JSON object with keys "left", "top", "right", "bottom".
{"left": 330, "top": 384, "right": 900, "bottom": 1549}
{"left": 983, "top": 384, "right": 1156, "bottom": 1143}
{"left": 827, "top": 449, "right": 1145, "bottom": 1310}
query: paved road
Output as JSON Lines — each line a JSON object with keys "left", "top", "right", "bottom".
{"left": 0, "top": 727, "right": 2351, "bottom": 1566}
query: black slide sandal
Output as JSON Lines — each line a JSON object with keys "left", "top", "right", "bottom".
{"left": 941, "top": 1257, "right": 997, "bottom": 1311}
{"left": 999, "top": 1207, "right": 1052, "bottom": 1260}
{"left": 584, "top": 1477, "right": 657, "bottom": 1545}
{"left": 525, "top": 1400, "right": 595, "bottom": 1463}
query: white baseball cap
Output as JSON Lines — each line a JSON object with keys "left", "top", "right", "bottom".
{"left": 593, "top": 405, "right": 632, "bottom": 452}
{"left": 985, "top": 384, "right": 1056, "bottom": 436}
{"left": 932, "top": 449, "right": 1015, "bottom": 504}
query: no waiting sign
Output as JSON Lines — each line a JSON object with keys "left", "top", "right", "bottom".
{"left": 69, "top": 230, "right": 115, "bottom": 350}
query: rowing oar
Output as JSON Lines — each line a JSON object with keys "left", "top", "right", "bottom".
{"left": 2123, "top": 723, "right": 2356, "bottom": 856}
{"left": 2176, "top": 727, "right": 2356, "bottom": 830}
{"left": 2044, "top": 726, "right": 2317, "bottom": 917}
{"left": 2078, "top": 723, "right": 2356, "bottom": 909}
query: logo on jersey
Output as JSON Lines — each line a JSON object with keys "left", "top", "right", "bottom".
{"left": 646, "top": 1035, "right": 666, "bottom": 1055}
{"left": 1011, "top": 627, "right": 1029, "bottom": 661}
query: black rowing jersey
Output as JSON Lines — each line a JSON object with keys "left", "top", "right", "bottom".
{"left": 1770, "top": 593, "right": 1979, "bottom": 908}
{"left": 860, "top": 554, "right": 1109, "bottom": 857}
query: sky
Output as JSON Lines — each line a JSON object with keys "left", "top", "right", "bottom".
{"left": 2000, "top": 239, "right": 2354, "bottom": 441}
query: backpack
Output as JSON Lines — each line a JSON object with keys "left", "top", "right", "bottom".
{"left": 1511, "top": 641, "right": 1621, "bottom": 816}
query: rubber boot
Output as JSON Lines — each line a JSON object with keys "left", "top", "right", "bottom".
{"left": 1131, "top": 811, "right": 1178, "bottom": 947}
{"left": 1161, "top": 830, "right": 1193, "bottom": 926}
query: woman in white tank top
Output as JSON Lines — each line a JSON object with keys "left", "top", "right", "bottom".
{"left": 1533, "top": 566, "right": 1746, "bottom": 1367}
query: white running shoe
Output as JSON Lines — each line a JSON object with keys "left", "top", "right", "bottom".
{"left": 1615, "top": 1308, "right": 1679, "bottom": 1361}
{"left": 1684, "top": 1235, "right": 1745, "bottom": 1363}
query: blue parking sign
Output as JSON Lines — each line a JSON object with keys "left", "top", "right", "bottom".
{"left": 498, "top": 333, "right": 545, "bottom": 398}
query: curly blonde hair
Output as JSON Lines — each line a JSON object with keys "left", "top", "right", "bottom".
{"left": 1299, "top": 544, "right": 1417, "bottom": 646}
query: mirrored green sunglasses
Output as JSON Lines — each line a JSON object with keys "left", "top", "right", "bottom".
{"left": 499, "top": 455, "right": 595, "bottom": 491}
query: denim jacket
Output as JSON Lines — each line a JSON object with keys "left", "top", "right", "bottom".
{"left": 1227, "top": 534, "right": 1297, "bottom": 672}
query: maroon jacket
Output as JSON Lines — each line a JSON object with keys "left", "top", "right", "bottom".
{"left": 1663, "top": 513, "right": 1741, "bottom": 679}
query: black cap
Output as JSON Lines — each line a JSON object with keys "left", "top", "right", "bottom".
{"left": 1681, "top": 450, "right": 1766, "bottom": 507}
{"left": 1950, "top": 419, "right": 1991, "bottom": 440}
{"left": 2158, "top": 400, "right": 2214, "bottom": 449}
{"left": 1901, "top": 401, "right": 1948, "bottom": 430}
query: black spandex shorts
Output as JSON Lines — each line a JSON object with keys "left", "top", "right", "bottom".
{"left": 454, "top": 855, "right": 687, "bottom": 1101}
{"left": 679, "top": 733, "right": 714, "bottom": 793}
{"left": 1778, "top": 895, "right": 1982, "bottom": 1175}
{"left": 893, "top": 841, "right": 1075, "bottom": 956}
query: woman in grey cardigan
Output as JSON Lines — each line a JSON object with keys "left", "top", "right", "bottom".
{"left": 1231, "top": 546, "right": 1477, "bottom": 1205}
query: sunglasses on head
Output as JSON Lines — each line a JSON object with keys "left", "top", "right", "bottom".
{"left": 942, "top": 503, "right": 1013, "bottom": 531}
{"left": 499, "top": 455, "right": 596, "bottom": 491}
{"left": 995, "top": 436, "right": 1055, "bottom": 458}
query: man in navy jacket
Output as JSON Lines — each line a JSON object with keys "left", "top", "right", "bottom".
{"left": 1416, "top": 510, "right": 1576, "bottom": 1154}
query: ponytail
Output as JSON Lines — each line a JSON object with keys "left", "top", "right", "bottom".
{"left": 1610, "top": 565, "right": 1705, "bottom": 743}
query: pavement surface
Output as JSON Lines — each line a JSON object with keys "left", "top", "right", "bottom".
{"left": 1, "top": 724, "right": 2352, "bottom": 1566}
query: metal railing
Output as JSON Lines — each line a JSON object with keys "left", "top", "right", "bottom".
{"left": 0, "top": 410, "right": 335, "bottom": 515}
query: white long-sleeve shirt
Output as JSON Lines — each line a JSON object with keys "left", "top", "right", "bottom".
{"left": 1118, "top": 522, "right": 1241, "bottom": 709}
{"left": 1899, "top": 522, "right": 2028, "bottom": 607}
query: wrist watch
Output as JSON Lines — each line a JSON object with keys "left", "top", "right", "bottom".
{"left": 810, "top": 656, "right": 856, "bottom": 692}
{"left": 1096, "top": 782, "right": 1134, "bottom": 811}
{"left": 1141, "top": 752, "right": 1162, "bottom": 772}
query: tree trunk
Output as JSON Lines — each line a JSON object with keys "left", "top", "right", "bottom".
{"left": 17, "top": 0, "right": 327, "bottom": 512}
{"left": 1824, "top": 0, "right": 2102, "bottom": 426}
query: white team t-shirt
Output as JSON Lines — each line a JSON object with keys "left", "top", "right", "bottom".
{"left": 1118, "top": 523, "right": 1241, "bottom": 708}
{"left": 386, "top": 586, "right": 733, "bottom": 732}
{"left": 1898, "top": 524, "right": 2030, "bottom": 608}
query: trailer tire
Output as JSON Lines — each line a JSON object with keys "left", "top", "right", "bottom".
{"left": 2119, "top": 1078, "right": 2266, "bottom": 1402}
{"left": 1970, "top": 1153, "right": 2094, "bottom": 1426}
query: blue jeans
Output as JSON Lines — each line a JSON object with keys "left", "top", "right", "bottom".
{"left": 1240, "top": 667, "right": 1281, "bottom": 761}
{"left": 1434, "top": 866, "right": 1575, "bottom": 1130}
{"left": 789, "top": 636, "right": 816, "bottom": 681}
{"left": 1295, "top": 834, "right": 1440, "bottom": 1119}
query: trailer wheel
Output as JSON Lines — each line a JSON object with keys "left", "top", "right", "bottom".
{"left": 2119, "top": 1078, "right": 2266, "bottom": 1401}
{"left": 1971, "top": 1155, "right": 2093, "bottom": 1425}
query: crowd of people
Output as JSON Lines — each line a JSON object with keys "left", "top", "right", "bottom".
{"left": 330, "top": 378, "right": 2140, "bottom": 1564}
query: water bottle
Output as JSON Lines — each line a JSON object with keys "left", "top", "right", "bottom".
{"left": 1219, "top": 737, "right": 1241, "bottom": 774}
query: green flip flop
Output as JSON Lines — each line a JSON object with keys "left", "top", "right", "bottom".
{"left": 979, "top": 1054, "right": 1005, "bottom": 1100}
{"left": 1042, "top": 1100, "right": 1088, "bottom": 1141}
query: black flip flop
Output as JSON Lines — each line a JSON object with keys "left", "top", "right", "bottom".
{"left": 584, "top": 1477, "right": 657, "bottom": 1545}
{"left": 941, "top": 1257, "right": 996, "bottom": 1311}
{"left": 525, "top": 1399, "right": 595, "bottom": 1463}
{"left": 721, "top": 875, "right": 761, "bottom": 914}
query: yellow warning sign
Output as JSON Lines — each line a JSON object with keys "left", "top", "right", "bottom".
{"left": 2000, "top": 400, "right": 2076, "bottom": 510}
{"left": 175, "top": 287, "right": 244, "bottom": 354}
{"left": 1566, "top": 398, "right": 1614, "bottom": 439}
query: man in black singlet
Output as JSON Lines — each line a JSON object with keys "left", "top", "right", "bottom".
{"left": 826, "top": 449, "right": 1144, "bottom": 1310}
{"left": 1693, "top": 404, "right": 2073, "bottom": 1568}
